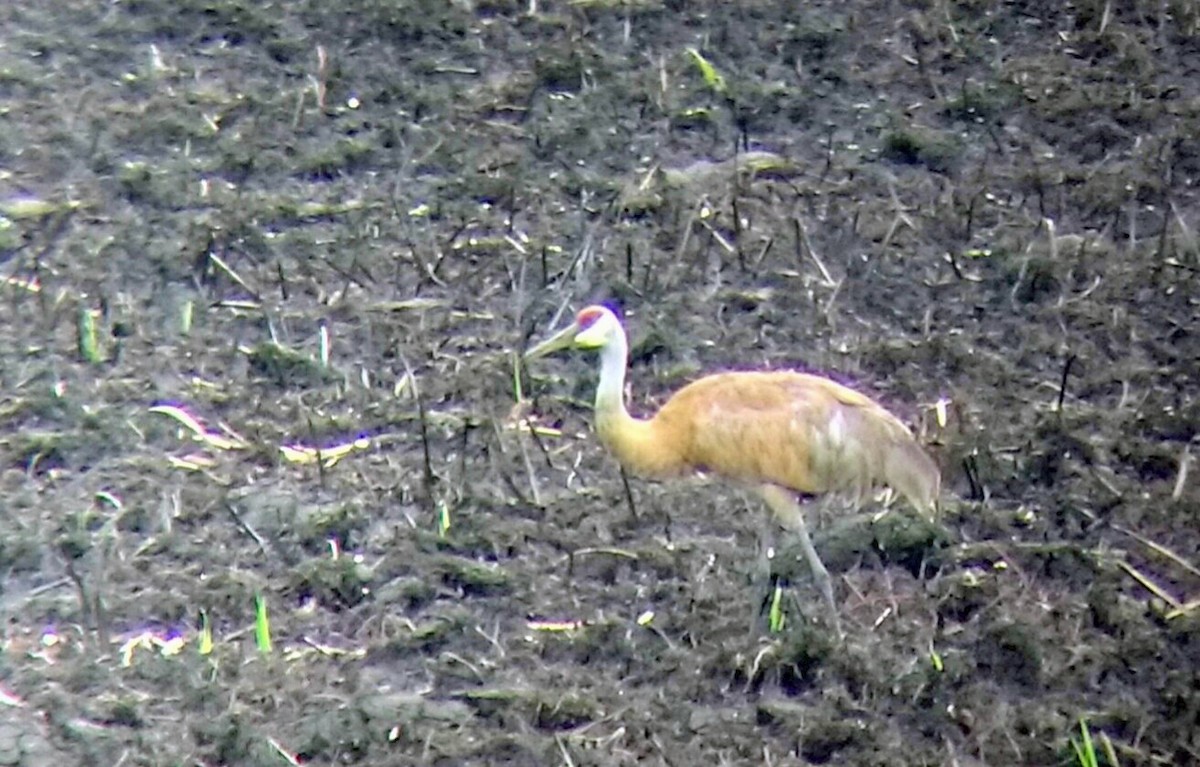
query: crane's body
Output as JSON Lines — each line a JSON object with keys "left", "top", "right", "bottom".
{"left": 526, "top": 305, "right": 941, "bottom": 637}
{"left": 597, "top": 370, "right": 938, "bottom": 509}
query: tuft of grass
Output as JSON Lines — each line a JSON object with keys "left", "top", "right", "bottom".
{"left": 768, "top": 584, "right": 785, "bottom": 633}
{"left": 77, "top": 306, "right": 103, "bottom": 364}
{"left": 254, "top": 593, "right": 273, "bottom": 654}
{"left": 1071, "top": 717, "right": 1119, "bottom": 767}
{"left": 245, "top": 340, "right": 340, "bottom": 387}
{"left": 881, "top": 125, "right": 961, "bottom": 173}
{"left": 436, "top": 499, "right": 452, "bottom": 538}
{"left": 669, "top": 106, "right": 715, "bottom": 131}
{"left": 685, "top": 48, "right": 726, "bottom": 96}
{"left": 198, "top": 610, "right": 213, "bottom": 656}
{"left": 0, "top": 196, "right": 79, "bottom": 220}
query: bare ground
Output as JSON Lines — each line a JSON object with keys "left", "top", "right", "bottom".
{"left": 0, "top": 1, "right": 1198, "bottom": 765}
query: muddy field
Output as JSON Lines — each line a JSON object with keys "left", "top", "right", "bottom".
{"left": 1, "top": 0, "right": 1198, "bottom": 764}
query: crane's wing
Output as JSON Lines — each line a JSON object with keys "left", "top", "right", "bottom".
{"left": 661, "top": 372, "right": 938, "bottom": 512}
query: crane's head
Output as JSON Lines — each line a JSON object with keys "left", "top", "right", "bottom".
{"left": 525, "top": 305, "right": 623, "bottom": 360}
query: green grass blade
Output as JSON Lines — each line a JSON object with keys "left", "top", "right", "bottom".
{"left": 685, "top": 48, "right": 726, "bottom": 95}
{"left": 77, "top": 307, "right": 102, "bottom": 363}
{"left": 1073, "top": 717, "right": 1098, "bottom": 767}
{"left": 254, "top": 593, "right": 273, "bottom": 654}
{"left": 768, "top": 584, "right": 785, "bottom": 633}
{"left": 198, "top": 609, "right": 213, "bottom": 656}
{"left": 437, "top": 499, "right": 452, "bottom": 538}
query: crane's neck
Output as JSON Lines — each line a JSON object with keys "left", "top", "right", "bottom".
{"left": 591, "top": 331, "right": 683, "bottom": 479}
{"left": 594, "top": 332, "right": 631, "bottom": 420}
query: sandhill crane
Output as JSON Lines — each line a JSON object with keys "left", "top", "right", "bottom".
{"left": 525, "top": 304, "right": 940, "bottom": 636}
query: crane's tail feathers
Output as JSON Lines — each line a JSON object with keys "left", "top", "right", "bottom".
{"left": 884, "top": 439, "right": 941, "bottom": 518}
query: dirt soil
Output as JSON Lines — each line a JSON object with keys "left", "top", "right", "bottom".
{"left": 1, "top": 1, "right": 1198, "bottom": 765}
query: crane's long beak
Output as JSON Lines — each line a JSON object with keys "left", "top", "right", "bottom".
{"left": 524, "top": 321, "right": 579, "bottom": 360}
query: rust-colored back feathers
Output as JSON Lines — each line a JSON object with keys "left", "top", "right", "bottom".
{"left": 598, "top": 371, "right": 939, "bottom": 516}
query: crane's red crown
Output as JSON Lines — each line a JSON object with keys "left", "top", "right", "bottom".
{"left": 576, "top": 306, "right": 607, "bottom": 329}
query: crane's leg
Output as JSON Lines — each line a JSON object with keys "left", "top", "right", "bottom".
{"left": 758, "top": 484, "right": 845, "bottom": 640}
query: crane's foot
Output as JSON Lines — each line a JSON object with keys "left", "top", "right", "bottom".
{"left": 748, "top": 557, "right": 845, "bottom": 641}
{"left": 758, "top": 485, "right": 847, "bottom": 641}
